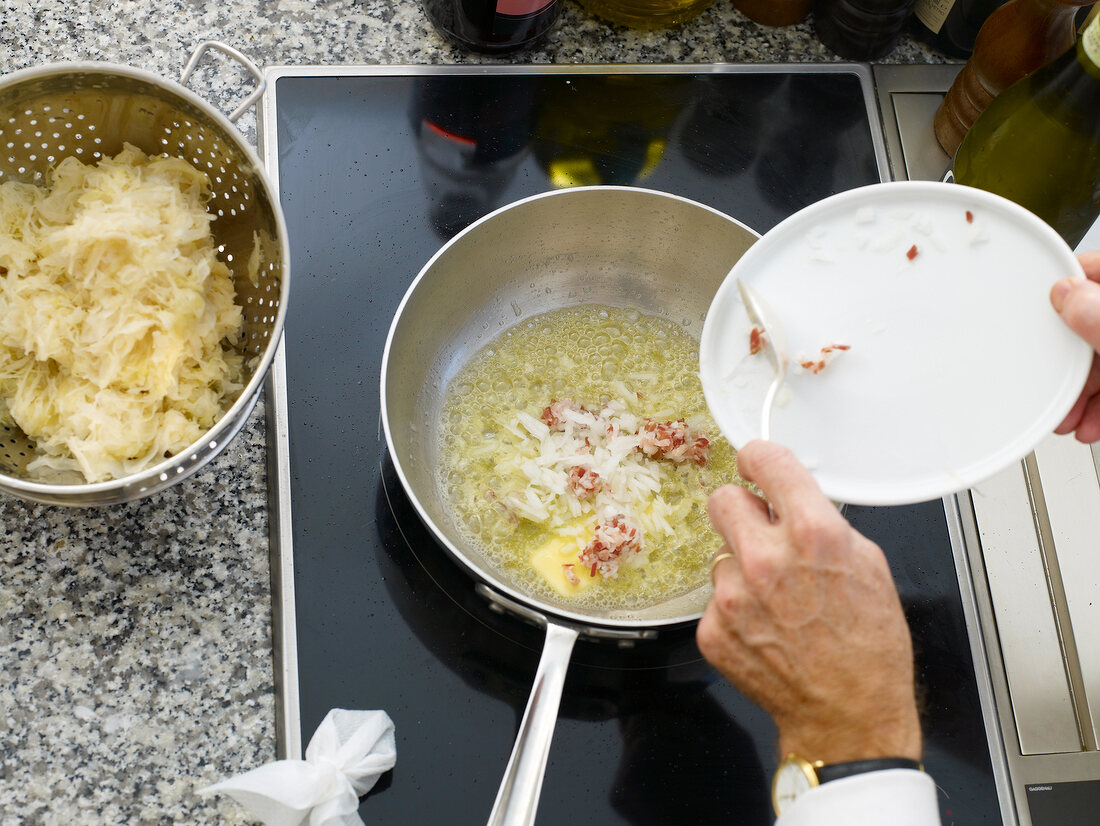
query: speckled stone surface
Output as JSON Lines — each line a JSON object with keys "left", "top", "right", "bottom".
{"left": 0, "top": 2, "right": 951, "bottom": 823}
{"left": 0, "top": 407, "right": 271, "bottom": 825}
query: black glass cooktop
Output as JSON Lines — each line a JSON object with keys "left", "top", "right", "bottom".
{"left": 269, "top": 66, "right": 1000, "bottom": 824}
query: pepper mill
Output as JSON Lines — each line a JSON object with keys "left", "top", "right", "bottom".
{"left": 933, "top": 0, "right": 1095, "bottom": 156}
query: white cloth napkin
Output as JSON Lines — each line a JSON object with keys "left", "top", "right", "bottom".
{"left": 201, "top": 708, "right": 396, "bottom": 826}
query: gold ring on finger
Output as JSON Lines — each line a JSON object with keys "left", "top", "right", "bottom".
{"left": 709, "top": 551, "right": 736, "bottom": 582}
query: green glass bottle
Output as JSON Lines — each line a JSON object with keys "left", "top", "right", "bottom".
{"left": 952, "top": 9, "right": 1100, "bottom": 249}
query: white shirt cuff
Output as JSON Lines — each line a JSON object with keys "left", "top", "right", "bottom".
{"left": 778, "top": 769, "right": 942, "bottom": 826}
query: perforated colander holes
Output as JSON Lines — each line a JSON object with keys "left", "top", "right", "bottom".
{"left": 2, "top": 430, "right": 27, "bottom": 453}
{"left": 217, "top": 183, "right": 252, "bottom": 215}
{"left": 88, "top": 123, "right": 102, "bottom": 159}
{"left": 246, "top": 293, "right": 275, "bottom": 327}
{"left": 65, "top": 112, "right": 87, "bottom": 153}
{"left": 28, "top": 120, "right": 54, "bottom": 160}
{"left": 0, "top": 429, "right": 34, "bottom": 472}
{"left": 189, "top": 128, "right": 221, "bottom": 176}
{"left": 0, "top": 107, "right": 78, "bottom": 178}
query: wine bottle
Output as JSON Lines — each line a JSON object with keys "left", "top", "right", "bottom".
{"left": 952, "top": 9, "right": 1100, "bottom": 249}
{"left": 910, "top": 0, "right": 1008, "bottom": 57}
{"left": 733, "top": 0, "right": 813, "bottom": 26}
{"left": 421, "top": 0, "right": 563, "bottom": 54}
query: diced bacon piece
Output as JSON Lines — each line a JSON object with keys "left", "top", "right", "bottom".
{"left": 562, "top": 564, "right": 581, "bottom": 587}
{"left": 540, "top": 400, "right": 588, "bottom": 432}
{"left": 749, "top": 326, "right": 765, "bottom": 355}
{"left": 799, "top": 343, "right": 850, "bottom": 375}
{"left": 578, "top": 515, "right": 641, "bottom": 579}
{"left": 665, "top": 434, "right": 710, "bottom": 466}
{"left": 906, "top": 244, "right": 919, "bottom": 261}
{"left": 965, "top": 210, "right": 974, "bottom": 224}
{"left": 638, "top": 419, "right": 711, "bottom": 467}
{"left": 567, "top": 466, "right": 602, "bottom": 500}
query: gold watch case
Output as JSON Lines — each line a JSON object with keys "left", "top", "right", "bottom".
{"left": 771, "top": 753, "right": 824, "bottom": 816}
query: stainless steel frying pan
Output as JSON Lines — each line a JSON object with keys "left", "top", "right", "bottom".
{"left": 380, "top": 186, "right": 758, "bottom": 826}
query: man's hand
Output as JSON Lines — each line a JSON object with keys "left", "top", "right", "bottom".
{"left": 697, "top": 440, "right": 922, "bottom": 764}
{"left": 1051, "top": 251, "right": 1100, "bottom": 442}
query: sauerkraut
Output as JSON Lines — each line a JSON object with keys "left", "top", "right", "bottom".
{"left": 0, "top": 143, "right": 244, "bottom": 482}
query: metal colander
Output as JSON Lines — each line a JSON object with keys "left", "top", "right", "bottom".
{"left": 0, "top": 43, "right": 289, "bottom": 506}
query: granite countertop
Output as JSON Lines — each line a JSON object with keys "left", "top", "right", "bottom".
{"left": 0, "top": 2, "right": 948, "bottom": 823}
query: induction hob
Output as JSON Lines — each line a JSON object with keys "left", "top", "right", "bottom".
{"left": 259, "top": 64, "right": 1000, "bottom": 825}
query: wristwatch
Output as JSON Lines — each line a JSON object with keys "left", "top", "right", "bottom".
{"left": 771, "top": 753, "right": 924, "bottom": 815}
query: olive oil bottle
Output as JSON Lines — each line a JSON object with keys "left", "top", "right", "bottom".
{"left": 952, "top": 8, "right": 1100, "bottom": 249}
{"left": 578, "top": 0, "right": 715, "bottom": 29}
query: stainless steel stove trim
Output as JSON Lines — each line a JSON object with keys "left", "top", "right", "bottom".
{"left": 952, "top": 461, "right": 1100, "bottom": 826}
{"left": 258, "top": 95, "right": 303, "bottom": 761}
{"left": 944, "top": 492, "right": 1023, "bottom": 825}
{"left": 264, "top": 341, "right": 302, "bottom": 761}
{"left": 872, "top": 63, "right": 961, "bottom": 183}
{"left": 258, "top": 60, "right": 892, "bottom": 761}
{"left": 1020, "top": 449, "right": 1097, "bottom": 752}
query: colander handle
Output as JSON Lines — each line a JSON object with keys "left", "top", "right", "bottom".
{"left": 180, "top": 41, "right": 266, "bottom": 123}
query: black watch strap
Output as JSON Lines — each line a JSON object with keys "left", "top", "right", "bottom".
{"left": 815, "top": 757, "right": 923, "bottom": 785}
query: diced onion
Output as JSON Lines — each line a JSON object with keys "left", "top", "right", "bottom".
{"left": 496, "top": 399, "right": 708, "bottom": 554}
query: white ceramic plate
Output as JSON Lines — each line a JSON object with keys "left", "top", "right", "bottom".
{"left": 699, "top": 181, "right": 1091, "bottom": 506}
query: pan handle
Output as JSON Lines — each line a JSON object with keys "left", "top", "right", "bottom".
{"left": 487, "top": 621, "right": 579, "bottom": 826}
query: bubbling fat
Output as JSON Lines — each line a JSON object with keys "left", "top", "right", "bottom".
{"left": 437, "top": 304, "right": 747, "bottom": 611}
